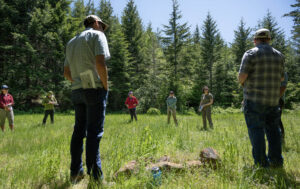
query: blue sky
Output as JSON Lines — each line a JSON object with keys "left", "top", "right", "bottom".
{"left": 86, "top": 0, "right": 295, "bottom": 43}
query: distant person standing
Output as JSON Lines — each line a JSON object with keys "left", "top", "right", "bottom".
{"left": 239, "top": 28, "right": 285, "bottom": 168}
{"left": 279, "top": 73, "right": 288, "bottom": 143}
{"left": 42, "top": 91, "right": 58, "bottom": 125}
{"left": 64, "top": 15, "right": 110, "bottom": 183}
{"left": 125, "top": 91, "right": 138, "bottom": 122}
{"left": 0, "top": 85, "right": 14, "bottom": 132}
{"left": 166, "top": 91, "right": 178, "bottom": 126}
{"left": 198, "top": 86, "right": 214, "bottom": 130}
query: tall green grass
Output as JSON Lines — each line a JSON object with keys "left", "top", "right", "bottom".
{"left": 0, "top": 111, "right": 299, "bottom": 188}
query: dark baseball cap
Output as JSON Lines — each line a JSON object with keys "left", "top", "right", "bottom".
{"left": 1, "top": 85, "right": 8, "bottom": 89}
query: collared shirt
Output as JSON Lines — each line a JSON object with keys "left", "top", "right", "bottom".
{"left": 166, "top": 96, "right": 177, "bottom": 109}
{"left": 0, "top": 93, "right": 14, "bottom": 109}
{"left": 64, "top": 28, "right": 110, "bottom": 90}
{"left": 239, "top": 43, "right": 284, "bottom": 106}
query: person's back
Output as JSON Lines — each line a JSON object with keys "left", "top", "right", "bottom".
{"left": 239, "top": 28, "right": 285, "bottom": 168}
{"left": 65, "top": 28, "right": 110, "bottom": 90}
{"left": 242, "top": 44, "right": 284, "bottom": 106}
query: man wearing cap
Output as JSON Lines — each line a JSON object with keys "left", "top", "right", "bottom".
{"left": 0, "top": 85, "right": 14, "bottom": 132}
{"left": 239, "top": 28, "right": 285, "bottom": 168}
{"left": 64, "top": 15, "right": 110, "bottom": 182}
{"left": 166, "top": 91, "right": 178, "bottom": 126}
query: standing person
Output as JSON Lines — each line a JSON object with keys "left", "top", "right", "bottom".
{"left": 64, "top": 15, "right": 110, "bottom": 183}
{"left": 238, "top": 28, "right": 285, "bottom": 168}
{"left": 125, "top": 91, "right": 138, "bottom": 122}
{"left": 0, "top": 85, "right": 14, "bottom": 132}
{"left": 166, "top": 91, "right": 178, "bottom": 126}
{"left": 198, "top": 86, "right": 214, "bottom": 130}
{"left": 42, "top": 91, "right": 58, "bottom": 125}
{"left": 279, "top": 73, "right": 288, "bottom": 143}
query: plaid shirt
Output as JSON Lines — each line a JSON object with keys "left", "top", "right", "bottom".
{"left": 239, "top": 43, "right": 284, "bottom": 106}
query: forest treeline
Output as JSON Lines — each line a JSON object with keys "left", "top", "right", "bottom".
{"left": 0, "top": 0, "right": 299, "bottom": 112}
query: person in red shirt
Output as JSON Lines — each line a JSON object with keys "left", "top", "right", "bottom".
{"left": 125, "top": 91, "right": 138, "bottom": 122}
{"left": 0, "top": 85, "right": 14, "bottom": 131}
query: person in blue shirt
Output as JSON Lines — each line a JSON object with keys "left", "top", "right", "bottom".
{"left": 166, "top": 91, "right": 178, "bottom": 126}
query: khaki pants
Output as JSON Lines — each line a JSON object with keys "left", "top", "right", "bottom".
{"left": 202, "top": 107, "right": 213, "bottom": 129}
{"left": 167, "top": 107, "right": 178, "bottom": 125}
{"left": 0, "top": 108, "right": 14, "bottom": 131}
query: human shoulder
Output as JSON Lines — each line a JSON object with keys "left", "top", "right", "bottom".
{"left": 208, "top": 93, "right": 213, "bottom": 98}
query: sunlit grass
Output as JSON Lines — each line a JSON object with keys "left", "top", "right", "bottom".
{"left": 0, "top": 111, "right": 299, "bottom": 188}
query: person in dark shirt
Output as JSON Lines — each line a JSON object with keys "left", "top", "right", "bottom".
{"left": 198, "top": 86, "right": 214, "bottom": 130}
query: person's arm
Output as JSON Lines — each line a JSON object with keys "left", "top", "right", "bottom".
{"left": 238, "top": 51, "right": 252, "bottom": 86}
{"left": 133, "top": 98, "right": 138, "bottom": 107}
{"left": 64, "top": 66, "right": 73, "bottom": 82}
{"left": 238, "top": 73, "right": 248, "bottom": 86}
{"left": 0, "top": 96, "right": 5, "bottom": 109}
{"left": 96, "top": 55, "right": 108, "bottom": 90}
{"left": 280, "top": 86, "right": 287, "bottom": 97}
{"left": 203, "top": 98, "right": 214, "bottom": 107}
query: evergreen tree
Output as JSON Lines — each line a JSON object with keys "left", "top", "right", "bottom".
{"left": 71, "top": 0, "right": 86, "bottom": 32}
{"left": 135, "top": 24, "right": 168, "bottom": 112}
{"left": 121, "top": 0, "right": 147, "bottom": 90}
{"left": 193, "top": 25, "right": 201, "bottom": 44}
{"left": 258, "top": 10, "right": 286, "bottom": 53}
{"left": 162, "top": 0, "right": 190, "bottom": 83}
{"left": 200, "top": 12, "right": 222, "bottom": 92}
{"left": 284, "top": 0, "right": 300, "bottom": 83}
{"left": 97, "top": 0, "right": 114, "bottom": 42}
{"left": 231, "top": 19, "right": 252, "bottom": 71}
{"left": 108, "top": 19, "right": 131, "bottom": 111}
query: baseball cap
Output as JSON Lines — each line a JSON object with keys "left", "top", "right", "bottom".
{"left": 254, "top": 28, "right": 271, "bottom": 39}
{"left": 169, "top": 91, "right": 174, "bottom": 94}
{"left": 84, "top": 15, "right": 108, "bottom": 31}
{"left": 1, "top": 85, "right": 9, "bottom": 89}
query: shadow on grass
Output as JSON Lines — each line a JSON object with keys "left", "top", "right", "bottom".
{"left": 242, "top": 166, "right": 299, "bottom": 188}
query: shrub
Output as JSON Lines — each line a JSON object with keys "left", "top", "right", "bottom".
{"left": 146, "top": 108, "right": 161, "bottom": 115}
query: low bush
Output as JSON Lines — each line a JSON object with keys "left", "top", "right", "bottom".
{"left": 146, "top": 108, "right": 161, "bottom": 115}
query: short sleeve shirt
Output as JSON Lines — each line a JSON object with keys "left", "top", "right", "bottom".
{"left": 201, "top": 93, "right": 213, "bottom": 106}
{"left": 64, "top": 28, "right": 110, "bottom": 90}
{"left": 239, "top": 43, "right": 284, "bottom": 106}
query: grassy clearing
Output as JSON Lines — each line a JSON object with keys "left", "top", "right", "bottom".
{"left": 0, "top": 111, "right": 299, "bottom": 188}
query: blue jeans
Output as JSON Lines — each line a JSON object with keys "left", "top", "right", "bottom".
{"left": 243, "top": 99, "right": 283, "bottom": 167}
{"left": 70, "top": 88, "right": 108, "bottom": 180}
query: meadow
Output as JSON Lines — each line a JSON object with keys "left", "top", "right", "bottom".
{"left": 0, "top": 111, "right": 299, "bottom": 189}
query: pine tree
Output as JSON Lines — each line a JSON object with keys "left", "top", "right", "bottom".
{"left": 97, "top": 0, "right": 114, "bottom": 42}
{"left": 284, "top": 0, "right": 300, "bottom": 83}
{"left": 121, "top": 0, "right": 147, "bottom": 90}
{"left": 193, "top": 25, "right": 201, "bottom": 44}
{"left": 231, "top": 19, "right": 252, "bottom": 71}
{"left": 162, "top": 0, "right": 190, "bottom": 82}
{"left": 108, "top": 19, "right": 131, "bottom": 110}
{"left": 200, "top": 12, "right": 222, "bottom": 92}
{"left": 258, "top": 10, "right": 286, "bottom": 53}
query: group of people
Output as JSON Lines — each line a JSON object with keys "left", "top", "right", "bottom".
{"left": 1, "top": 14, "right": 286, "bottom": 185}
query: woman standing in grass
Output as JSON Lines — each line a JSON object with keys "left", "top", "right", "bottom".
{"left": 0, "top": 85, "right": 14, "bottom": 132}
{"left": 42, "top": 91, "right": 58, "bottom": 125}
{"left": 125, "top": 91, "right": 138, "bottom": 122}
{"left": 199, "top": 86, "right": 214, "bottom": 130}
